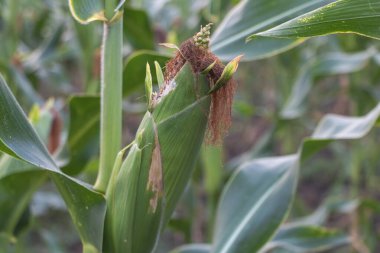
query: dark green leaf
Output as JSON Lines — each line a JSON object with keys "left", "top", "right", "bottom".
{"left": 123, "top": 51, "right": 170, "bottom": 96}
{"left": 0, "top": 75, "right": 58, "bottom": 171}
{"left": 61, "top": 96, "right": 100, "bottom": 175}
{"left": 124, "top": 7, "right": 155, "bottom": 50}
{"left": 0, "top": 75, "right": 106, "bottom": 253}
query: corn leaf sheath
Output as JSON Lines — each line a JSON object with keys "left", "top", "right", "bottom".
{"left": 104, "top": 63, "right": 211, "bottom": 253}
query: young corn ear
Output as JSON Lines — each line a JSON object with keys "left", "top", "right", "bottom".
{"left": 104, "top": 63, "right": 211, "bottom": 253}
{"left": 104, "top": 24, "right": 240, "bottom": 253}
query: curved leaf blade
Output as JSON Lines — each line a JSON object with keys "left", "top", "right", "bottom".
{"left": 212, "top": 155, "right": 298, "bottom": 253}
{"left": 251, "top": 0, "right": 380, "bottom": 40}
{"left": 170, "top": 244, "right": 211, "bottom": 253}
{"left": 210, "top": 0, "right": 334, "bottom": 61}
{"left": 213, "top": 103, "right": 380, "bottom": 252}
{"left": 123, "top": 51, "right": 170, "bottom": 96}
{"left": 261, "top": 225, "right": 350, "bottom": 253}
{"left": 302, "top": 103, "right": 380, "bottom": 161}
{"left": 69, "top": 0, "right": 106, "bottom": 24}
{"left": 0, "top": 75, "right": 58, "bottom": 171}
{"left": 0, "top": 75, "right": 106, "bottom": 253}
{"left": 52, "top": 174, "right": 106, "bottom": 253}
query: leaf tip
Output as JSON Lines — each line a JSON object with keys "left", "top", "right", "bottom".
{"left": 145, "top": 63, "right": 153, "bottom": 108}
{"left": 209, "top": 54, "right": 243, "bottom": 94}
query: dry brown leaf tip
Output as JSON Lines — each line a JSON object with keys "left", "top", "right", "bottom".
{"left": 146, "top": 126, "right": 164, "bottom": 213}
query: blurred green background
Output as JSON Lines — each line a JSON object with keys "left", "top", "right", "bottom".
{"left": 0, "top": 0, "right": 379, "bottom": 252}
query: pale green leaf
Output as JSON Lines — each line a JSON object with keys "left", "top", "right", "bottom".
{"left": 210, "top": 0, "right": 334, "bottom": 61}
{"left": 213, "top": 155, "right": 298, "bottom": 253}
{"left": 251, "top": 0, "right": 380, "bottom": 40}
{"left": 213, "top": 102, "right": 380, "bottom": 252}
{"left": 261, "top": 225, "right": 350, "bottom": 253}
{"left": 170, "top": 244, "right": 211, "bottom": 253}
{"left": 145, "top": 63, "right": 153, "bottom": 108}
{"left": 301, "top": 103, "right": 380, "bottom": 160}
{"left": 69, "top": 0, "right": 106, "bottom": 24}
{"left": 154, "top": 61, "right": 165, "bottom": 89}
{"left": 209, "top": 55, "right": 242, "bottom": 94}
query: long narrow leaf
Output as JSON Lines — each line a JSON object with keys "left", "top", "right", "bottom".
{"left": 211, "top": 0, "right": 334, "bottom": 61}
{"left": 261, "top": 225, "right": 349, "bottom": 253}
{"left": 213, "top": 102, "right": 380, "bottom": 252}
{"left": 0, "top": 75, "right": 106, "bottom": 253}
{"left": 251, "top": 0, "right": 380, "bottom": 40}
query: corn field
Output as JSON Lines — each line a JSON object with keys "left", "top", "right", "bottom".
{"left": 0, "top": 0, "right": 380, "bottom": 253}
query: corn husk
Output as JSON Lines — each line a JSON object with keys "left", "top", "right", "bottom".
{"left": 104, "top": 63, "right": 211, "bottom": 253}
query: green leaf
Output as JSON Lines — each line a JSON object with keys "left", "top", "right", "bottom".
{"left": 281, "top": 49, "right": 373, "bottom": 119}
{"left": 0, "top": 75, "right": 106, "bottom": 253}
{"left": 0, "top": 75, "right": 57, "bottom": 171}
{"left": 154, "top": 61, "right": 165, "bottom": 89}
{"left": 251, "top": 0, "right": 380, "bottom": 41}
{"left": 0, "top": 105, "right": 52, "bottom": 237}
{"left": 145, "top": 63, "right": 153, "bottom": 109}
{"left": 213, "top": 103, "right": 380, "bottom": 252}
{"left": 169, "top": 244, "right": 211, "bottom": 253}
{"left": 261, "top": 225, "right": 350, "bottom": 253}
{"left": 61, "top": 96, "right": 100, "bottom": 175}
{"left": 124, "top": 7, "right": 155, "bottom": 50}
{"left": 51, "top": 174, "right": 106, "bottom": 253}
{"left": 301, "top": 103, "right": 380, "bottom": 161}
{"left": 0, "top": 168, "right": 46, "bottom": 235}
{"left": 69, "top": 0, "right": 106, "bottom": 24}
{"left": 209, "top": 55, "right": 242, "bottom": 94}
{"left": 115, "top": 0, "right": 127, "bottom": 11}
{"left": 213, "top": 155, "right": 298, "bottom": 253}
{"left": 159, "top": 43, "right": 181, "bottom": 51}
{"left": 201, "top": 61, "right": 217, "bottom": 75}
{"left": 210, "top": 0, "right": 334, "bottom": 61}
{"left": 123, "top": 51, "right": 170, "bottom": 96}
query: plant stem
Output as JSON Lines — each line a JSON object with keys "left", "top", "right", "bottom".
{"left": 94, "top": 16, "right": 123, "bottom": 193}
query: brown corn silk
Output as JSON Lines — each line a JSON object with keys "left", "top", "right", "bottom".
{"left": 164, "top": 39, "right": 237, "bottom": 145}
